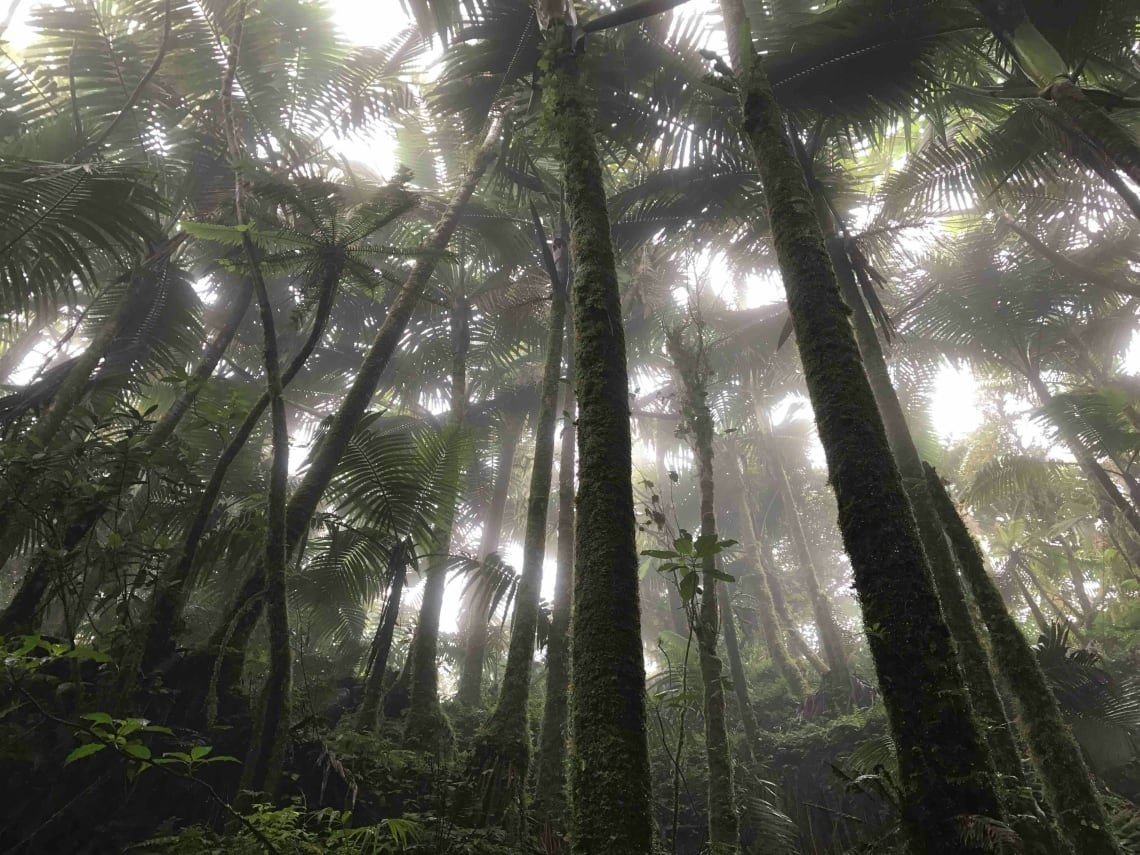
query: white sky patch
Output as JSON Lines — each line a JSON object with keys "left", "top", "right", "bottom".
{"left": 931, "top": 361, "right": 982, "bottom": 443}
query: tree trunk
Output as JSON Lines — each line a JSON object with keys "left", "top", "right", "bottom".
{"left": 717, "top": 5, "right": 1006, "bottom": 850}
{"left": 1007, "top": 555, "right": 1052, "bottom": 634}
{"left": 768, "top": 449, "right": 850, "bottom": 687}
{"left": 534, "top": 328, "right": 575, "bottom": 827}
{"left": 655, "top": 420, "right": 689, "bottom": 637}
{"left": 720, "top": 584, "right": 759, "bottom": 759}
{"left": 665, "top": 328, "right": 737, "bottom": 852}
{"left": 456, "top": 412, "right": 523, "bottom": 707}
{"left": 170, "top": 124, "right": 500, "bottom": 710}
{"left": 403, "top": 275, "right": 472, "bottom": 752}
{"left": 0, "top": 278, "right": 254, "bottom": 639}
{"left": 824, "top": 231, "right": 1022, "bottom": 779}
{"left": 466, "top": 277, "right": 566, "bottom": 825}
{"left": 356, "top": 539, "right": 410, "bottom": 731}
{"left": 926, "top": 465, "right": 1121, "bottom": 855}
{"left": 541, "top": 23, "right": 653, "bottom": 855}
{"left": 238, "top": 232, "right": 291, "bottom": 798}
{"left": 731, "top": 450, "right": 809, "bottom": 696}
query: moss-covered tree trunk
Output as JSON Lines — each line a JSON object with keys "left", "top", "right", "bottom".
{"left": 822, "top": 227, "right": 1024, "bottom": 780}
{"left": 666, "top": 328, "right": 738, "bottom": 852}
{"left": 356, "top": 538, "right": 410, "bottom": 731}
{"left": 456, "top": 412, "right": 523, "bottom": 707}
{"left": 926, "top": 465, "right": 1122, "bottom": 855}
{"left": 717, "top": 3, "right": 1006, "bottom": 850}
{"left": 730, "top": 448, "right": 809, "bottom": 696}
{"left": 540, "top": 23, "right": 653, "bottom": 855}
{"left": 466, "top": 276, "right": 567, "bottom": 825}
{"left": 403, "top": 282, "right": 471, "bottom": 753}
{"left": 534, "top": 329, "right": 575, "bottom": 827}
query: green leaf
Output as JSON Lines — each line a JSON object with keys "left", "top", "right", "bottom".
{"left": 642, "top": 549, "right": 679, "bottom": 559}
{"left": 674, "top": 535, "right": 693, "bottom": 556}
{"left": 679, "top": 572, "right": 699, "bottom": 603}
{"left": 709, "top": 570, "right": 736, "bottom": 583}
{"left": 190, "top": 746, "right": 212, "bottom": 761}
{"left": 123, "top": 743, "right": 152, "bottom": 761}
{"left": 65, "top": 742, "right": 106, "bottom": 765}
{"left": 81, "top": 712, "right": 113, "bottom": 725}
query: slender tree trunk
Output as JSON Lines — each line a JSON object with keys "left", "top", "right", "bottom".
{"left": 356, "top": 539, "right": 410, "bottom": 731}
{"left": 0, "top": 279, "right": 254, "bottom": 638}
{"left": 168, "top": 125, "right": 500, "bottom": 709}
{"left": 541, "top": 23, "right": 653, "bottom": 855}
{"left": 1028, "top": 371, "right": 1140, "bottom": 542}
{"left": 656, "top": 421, "right": 689, "bottom": 637}
{"left": 717, "top": 5, "right": 1006, "bottom": 850}
{"left": 467, "top": 278, "right": 566, "bottom": 825}
{"left": 720, "top": 585, "right": 759, "bottom": 759}
{"left": 456, "top": 412, "right": 523, "bottom": 707}
{"left": 534, "top": 328, "right": 575, "bottom": 827}
{"left": 666, "top": 328, "right": 737, "bottom": 852}
{"left": 1007, "top": 555, "right": 1052, "bottom": 634}
{"left": 731, "top": 450, "right": 809, "bottom": 696}
{"left": 403, "top": 279, "right": 471, "bottom": 752}
{"left": 768, "top": 449, "right": 850, "bottom": 687}
{"left": 237, "top": 231, "right": 291, "bottom": 798}
{"left": 926, "top": 465, "right": 1121, "bottom": 855}
{"left": 115, "top": 264, "right": 336, "bottom": 703}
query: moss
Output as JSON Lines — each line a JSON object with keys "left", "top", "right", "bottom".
{"left": 927, "top": 464, "right": 1123, "bottom": 855}
{"left": 719, "top": 2, "right": 1006, "bottom": 850}
{"left": 540, "top": 24, "right": 654, "bottom": 855}
{"left": 825, "top": 232, "right": 1024, "bottom": 783}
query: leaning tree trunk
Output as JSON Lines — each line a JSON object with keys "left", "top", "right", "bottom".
{"left": 926, "top": 465, "right": 1122, "bottom": 855}
{"left": 194, "top": 124, "right": 501, "bottom": 710}
{"left": 730, "top": 448, "right": 809, "bottom": 696}
{"left": 356, "top": 538, "right": 410, "bottom": 731}
{"left": 972, "top": 0, "right": 1140, "bottom": 205}
{"left": 533, "top": 327, "right": 575, "bottom": 827}
{"left": 466, "top": 273, "right": 567, "bottom": 826}
{"left": 822, "top": 228, "right": 1023, "bottom": 781}
{"left": 541, "top": 22, "right": 653, "bottom": 855}
{"left": 0, "top": 254, "right": 161, "bottom": 589}
{"left": 0, "top": 278, "right": 254, "bottom": 640}
{"left": 110, "top": 261, "right": 339, "bottom": 709}
{"left": 456, "top": 412, "right": 523, "bottom": 707}
{"left": 717, "top": 3, "right": 1006, "bottom": 851}
{"left": 666, "top": 328, "right": 737, "bottom": 853}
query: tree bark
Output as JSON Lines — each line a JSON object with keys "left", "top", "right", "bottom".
{"left": 541, "top": 23, "right": 653, "bottom": 855}
{"left": 718, "top": 4, "right": 1006, "bottom": 850}
{"left": 720, "top": 584, "right": 759, "bottom": 759}
{"left": 927, "top": 464, "right": 1121, "bottom": 855}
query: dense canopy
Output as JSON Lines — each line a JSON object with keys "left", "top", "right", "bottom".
{"left": 1, "top": 0, "right": 1139, "bottom": 853}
